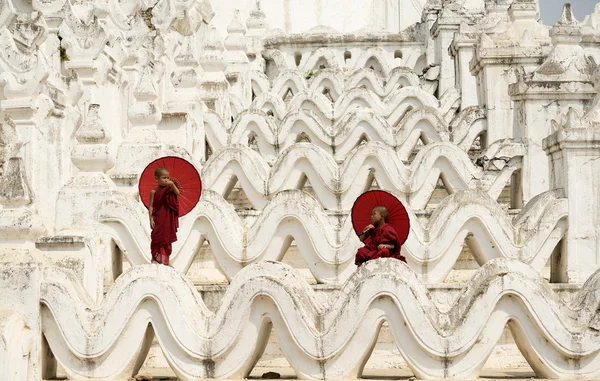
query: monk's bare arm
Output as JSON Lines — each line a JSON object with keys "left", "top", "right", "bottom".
{"left": 149, "top": 190, "right": 156, "bottom": 229}
{"left": 168, "top": 181, "right": 180, "bottom": 196}
{"left": 359, "top": 231, "right": 370, "bottom": 243}
{"left": 359, "top": 225, "right": 374, "bottom": 243}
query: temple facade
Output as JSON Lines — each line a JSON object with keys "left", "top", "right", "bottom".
{"left": 2, "top": 0, "right": 600, "bottom": 379}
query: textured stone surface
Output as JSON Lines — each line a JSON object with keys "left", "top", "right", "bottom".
{"left": 1, "top": 0, "right": 600, "bottom": 380}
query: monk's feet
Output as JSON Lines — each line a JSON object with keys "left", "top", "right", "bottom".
{"left": 151, "top": 260, "right": 159, "bottom": 264}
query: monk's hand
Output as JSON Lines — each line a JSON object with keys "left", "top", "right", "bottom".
{"left": 363, "top": 224, "right": 374, "bottom": 233}
{"left": 150, "top": 218, "right": 155, "bottom": 230}
{"left": 378, "top": 244, "right": 389, "bottom": 250}
{"left": 166, "top": 180, "right": 174, "bottom": 187}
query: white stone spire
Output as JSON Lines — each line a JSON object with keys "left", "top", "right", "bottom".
{"left": 533, "top": 4, "right": 595, "bottom": 82}
{"left": 246, "top": 0, "right": 268, "bottom": 33}
{"left": 225, "top": 9, "right": 248, "bottom": 65}
{"left": 492, "top": 0, "right": 549, "bottom": 46}
{"left": 170, "top": 36, "right": 200, "bottom": 90}
{"left": 71, "top": 104, "right": 114, "bottom": 173}
{"left": 200, "top": 25, "right": 230, "bottom": 120}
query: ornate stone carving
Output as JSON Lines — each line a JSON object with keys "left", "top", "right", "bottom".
{"left": 58, "top": 1, "right": 107, "bottom": 61}
{"left": 1, "top": 0, "right": 600, "bottom": 379}
{"left": 0, "top": 118, "right": 31, "bottom": 206}
{"left": 0, "top": 11, "right": 49, "bottom": 100}
{"left": 71, "top": 104, "right": 114, "bottom": 172}
{"left": 225, "top": 9, "right": 248, "bottom": 66}
{"left": 533, "top": 4, "right": 595, "bottom": 82}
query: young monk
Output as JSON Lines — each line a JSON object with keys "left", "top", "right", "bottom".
{"left": 355, "top": 206, "right": 406, "bottom": 266}
{"left": 149, "top": 167, "right": 180, "bottom": 266}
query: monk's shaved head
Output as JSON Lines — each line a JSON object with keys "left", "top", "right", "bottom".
{"left": 373, "top": 206, "right": 388, "bottom": 222}
{"left": 154, "top": 167, "right": 169, "bottom": 177}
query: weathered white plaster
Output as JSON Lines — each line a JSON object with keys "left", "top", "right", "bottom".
{"left": 1, "top": 0, "right": 600, "bottom": 379}
{"left": 40, "top": 259, "right": 600, "bottom": 380}
{"left": 211, "top": 0, "right": 425, "bottom": 36}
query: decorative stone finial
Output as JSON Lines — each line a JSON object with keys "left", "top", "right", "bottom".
{"left": 127, "top": 63, "right": 163, "bottom": 129}
{"left": 71, "top": 104, "right": 115, "bottom": 172}
{"left": 133, "top": 65, "right": 159, "bottom": 101}
{"left": 225, "top": 10, "right": 249, "bottom": 65}
{"left": 0, "top": 119, "right": 32, "bottom": 206}
{"left": 200, "top": 26, "right": 226, "bottom": 73}
{"left": 225, "top": 10, "right": 247, "bottom": 49}
{"left": 171, "top": 36, "right": 199, "bottom": 89}
{"left": 489, "top": 0, "right": 549, "bottom": 46}
{"left": 532, "top": 4, "right": 595, "bottom": 82}
{"left": 549, "top": 3, "right": 581, "bottom": 42}
{"left": 247, "top": 0, "right": 268, "bottom": 31}
{"left": 174, "top": 36, "right": 198, "bottom": 67}
{"left": 582, "top": 3, "right": 600, "bottom": 32}
{"left": 200, "top": 26, "right": 230, "bottom": 119}
{"left": 227, "top": 9, "right": 247, "bottom": 38}
{"left": 75, "top": 104, "right": 110, "bottom": 144}
{"left": 555, "top": 3, "right": 577, "bottom": 27}
{"left": 0, "top": 157, "right": 34, "bottom": 205}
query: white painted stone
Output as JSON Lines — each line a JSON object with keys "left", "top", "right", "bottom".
{"left": 1, "top": 0, "right": 600, "bottom": 379}
{"left": 211, "top": 0, "right": 425, "bottom": 36}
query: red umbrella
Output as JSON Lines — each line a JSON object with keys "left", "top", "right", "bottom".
{"left": 351, "top": 190, "right": 410, "bottom": 246}
{"left": 138, "top": 156, "right": 202, "bottom": 217}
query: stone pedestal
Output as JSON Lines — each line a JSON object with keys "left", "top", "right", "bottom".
{"left": 509, "top": 82, "right": 595, "bottom": 204}
{"left": 200, "top": 26, "right": 231, "bottom": 122}
{"left": 544, "top": 121, "right": 600, "bottom": 283}
{"left": 470, "top": 0, "right": 550, "bottom": 144}
{"left": 116, "top": 65, "right": 165, "bottom": 177}
{"left": 431, "top": 10, "right": 462, "bottom": 96}
{"left": 225, "top": 9, "right": 251, "bottom": 109}
{"left": 56, "top": 104, "right": 118, "bottom": 231}
{"left": 509, "top": 4, "right": 596, "bottom": 204}
{"left": 451, "top": 33, "right": 478, "bottom": 109}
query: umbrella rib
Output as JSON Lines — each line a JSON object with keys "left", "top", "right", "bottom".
{"left": 175, "top": 172, "right": 200, "bottom": 186}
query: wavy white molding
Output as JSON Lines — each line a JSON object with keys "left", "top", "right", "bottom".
{"left": 214, "top": 105, "right": 487, "bottom": 162}
{"left": 41, "top": 259, "right": 600, "bottom": 380}
{"left": 0, "top": 1, "right": 595, "bottom": 379}
{"left": 249, "top": 86, "right": 439, "bottom": 126}
{"left": 261, "top": 46, "right": 423, "bottom": 78}
{"left": 250, "top": 67, "right": 422, "bottom": 102}
{"left": 202, "top": 141, "right": 522, "bottom": 210}
{"left": 97, "top": 188, "right": 566, "bottom": 283}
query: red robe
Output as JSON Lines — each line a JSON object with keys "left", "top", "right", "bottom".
{"left": 355, "top": 223, "right": 406, "bottom": 266}
{"left": 151, "top": 186, "right": 179, "bottom": 265}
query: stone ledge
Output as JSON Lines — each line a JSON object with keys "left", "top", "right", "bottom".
{"left": 36, "top": 235, "right": 86, "bottom": 248}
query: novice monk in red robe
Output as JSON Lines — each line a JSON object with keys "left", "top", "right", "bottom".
{"left": 355, "top": 206, "right": 406, "bottom": 266}
{"left": 149, "top": 167, "right": 180, "bottom": 266}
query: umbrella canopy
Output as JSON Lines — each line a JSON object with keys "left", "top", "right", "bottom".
{"left": 139, "top": 156, "right": 202, "bottom": 217}
{"left": 351, "top": 190, "right": 410, "bottom": 246}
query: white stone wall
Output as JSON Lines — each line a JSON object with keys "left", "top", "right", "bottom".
{"left": 211, "top": 0, "right": 426, "bottom": 36}
{"left": 2, "top": 0, "right": 600, "bottom": 380}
